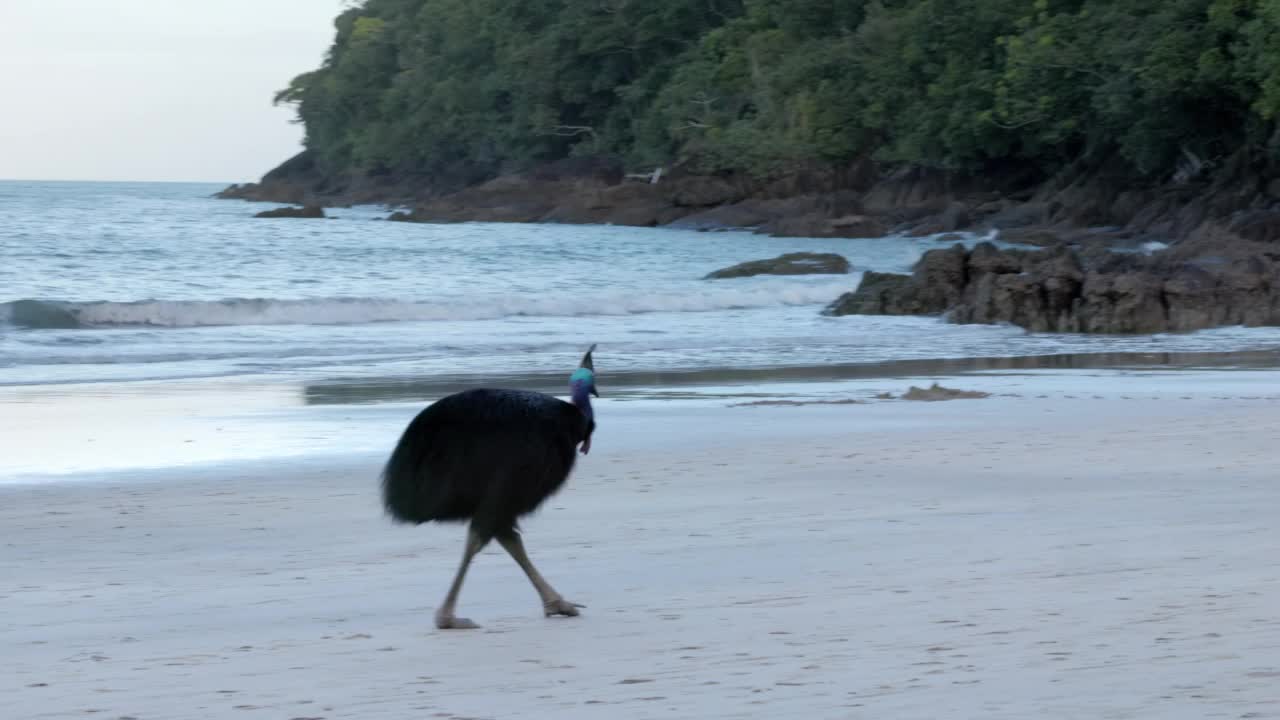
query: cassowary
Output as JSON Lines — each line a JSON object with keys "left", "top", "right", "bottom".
{"left": 381, "top": 345, "right": 599, "bottom": 629}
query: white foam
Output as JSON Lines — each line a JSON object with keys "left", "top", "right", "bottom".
{"left": 4, "top": 278, "right": 859, "bottom": 329}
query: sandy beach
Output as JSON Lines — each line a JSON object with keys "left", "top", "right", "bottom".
{"left": 4, "top": 375, "right": 1279, "bottom": 719}
{"left": 11, "top": 4, "right": 1280, "bottom": 717}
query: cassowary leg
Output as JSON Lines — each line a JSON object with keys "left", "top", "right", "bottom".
{"left": 435, "top": 528, "right": 488, "bottom": 630}
{"left": 495, "top": 530, "right": 583, "bottom": 618}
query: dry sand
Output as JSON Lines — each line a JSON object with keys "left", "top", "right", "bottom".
{"left": 3, "top": 392, "right": 1279, "bottom": 719}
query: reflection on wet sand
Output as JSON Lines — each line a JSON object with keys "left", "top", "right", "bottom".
{"left": 300, "top": 349, "right": 1280, "bottom": 406}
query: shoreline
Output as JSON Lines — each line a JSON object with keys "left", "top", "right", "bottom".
{"left": 6, "top": 344, "right": 1280, "bottom": 393}
{"left": 4, "top": 386, "right": 1279, "bottom": 718}
{"left": 298, "top": 347, "right": 1280, "bottom": 405}
{"left": 4, "top": 352, "right": 1278, "bottom": 482}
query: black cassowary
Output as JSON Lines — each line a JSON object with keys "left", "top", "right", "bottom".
{"left": 381, "top": 345, "right": 599, "bottom": 629}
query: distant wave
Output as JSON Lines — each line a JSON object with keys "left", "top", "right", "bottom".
{"left": 0, "top": 280, "right": 857, "bottom": 330}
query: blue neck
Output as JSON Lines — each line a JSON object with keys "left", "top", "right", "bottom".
{"left": 571, "top": 385, "right": 593, "bottom": 420}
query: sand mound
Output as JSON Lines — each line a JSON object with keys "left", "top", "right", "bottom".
{"left": 900, "top": 383, "right": 991, "bottom": 401}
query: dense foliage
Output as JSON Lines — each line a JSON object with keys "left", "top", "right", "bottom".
{"left": 278, "top": 0, "right": 1280, "bottom": 182}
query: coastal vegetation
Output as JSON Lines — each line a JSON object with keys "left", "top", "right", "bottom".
{"left": 277, "top": 0, "right": 1280, "bottom": 184}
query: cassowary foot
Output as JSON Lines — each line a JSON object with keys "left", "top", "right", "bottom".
{"left": 544, "top": 598, "right": 585, "bottom": 618}
{"left": 435, "top": 609, "right": 481, "bottom": 630}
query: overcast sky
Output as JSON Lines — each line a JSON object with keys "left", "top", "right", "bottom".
{"left": 0, "top": 1, "right": 344, "bottom": 183}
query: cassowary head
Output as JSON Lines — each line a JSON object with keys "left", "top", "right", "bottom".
{"left": 570, "top": 344, "right": 598, "bottom": 455}
{"left": 569, "top": 344, "right": 599, "bottom": 401}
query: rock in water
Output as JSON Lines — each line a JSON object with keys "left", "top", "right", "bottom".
{"left": 705, "top": 252, "right": 850, "bottom": 279}
{"left": 822, "top": 272, "right": 914, "bottom": 315}
{"left": 823, "top": 240, "right": 1280, "bottom": 334}
{"left": 254, "top": 205, "right": 326, "bottom": 219}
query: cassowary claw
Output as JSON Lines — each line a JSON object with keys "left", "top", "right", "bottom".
{"left": 544, "top": 598, "right": 585, "bottom": 617}
{"left": 435, "top": 609, "right": 481, "bottom": 630}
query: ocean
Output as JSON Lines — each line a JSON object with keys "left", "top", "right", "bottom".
{"left": 4, "top": 180, "right": 1280, "bottom": 478}
{"left": 7, "top": 180, "right": 1280, "bottom": 388}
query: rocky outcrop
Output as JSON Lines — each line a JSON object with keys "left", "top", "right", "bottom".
{"left": 824, "top": 272, "right": 915, "bottom": 315}
{"left": 673, "top": 196, "right": 830, "bottom": 231}
{"left": 763, "top": 213, "right": 890, "bottom": 239}
{"left": 220, "top": 152, "right": 321, "bottom": 205}
{"left": 705, "top": 252, "right": 851, "bottom": 279}
{"left": 825, "top": 237, "right": 1280, "bottom": 333}
{"left": 389, "top": 160, "right": 678, "bottom": 227}
{"left": 220, "top": 149, "right": 1280, "bottom": 262}
{"left": 254, "top": 204, "right": 326, "bottom": 219}
{"left": 218, "top": 150, "right": 483, "bottom": 207}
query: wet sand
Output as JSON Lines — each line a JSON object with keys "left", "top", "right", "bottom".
{"left": 3, "top": 386, "right": 1279, "bottom": 719}
{"left": 4, "top": 350, "right": 1280, "bottom": 478}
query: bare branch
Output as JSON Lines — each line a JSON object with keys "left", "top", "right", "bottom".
{"left": 1173, "top": 145, "right": 1213, "bottom": 184}
{"left": 542, "top": 125, "right": 597, "bottom": 137}
{"left": 690, "top": 92, "right": 717, "bottom": 110}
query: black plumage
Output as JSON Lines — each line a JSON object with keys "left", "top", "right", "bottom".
{"left": 382, "top": 389, "right": 592, "bottom": 533}
{"left": 380, "top": 346, "right": 598, "bottom": 629}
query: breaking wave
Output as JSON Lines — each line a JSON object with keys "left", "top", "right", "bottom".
{"left": 1, "top": 279, "right": 857, "bottom": 330}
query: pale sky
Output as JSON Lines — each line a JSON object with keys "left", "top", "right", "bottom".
{"left": 0, "top": 1, "right": 345, "bottom": 183}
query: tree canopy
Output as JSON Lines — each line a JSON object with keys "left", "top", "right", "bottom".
{"left": 278, "top": 0, "right": 1280, "bottom": 183}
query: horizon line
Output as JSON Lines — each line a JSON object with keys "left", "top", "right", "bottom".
{"left": 0, "top": 177, "right": 239, "bottom": 185}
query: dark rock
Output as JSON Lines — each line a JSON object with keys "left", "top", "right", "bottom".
{"left": 905, "top": 201, "right": 972, "bottom": 236}
{"left": 1217, "top": 257, "right": 1273, "bottom": 326}
{"left": 999, "top": 227, "right": 1067, "bottom": 247}
{"left": 1037, "top": 250, "right": 1086, "bottom": 327}
{"left": 667, "top": 202, "right": 772, "bottom": 230}
{"left": 985, "top": 202, "right": 1055, "bottom": 229}
{"left": 823, "top": 272, "right": 914, "bottom": 316}
{"left": 901, "top": 383, "right": 990, "bottom": 401}
{"left": 941, "top": 201, "right": 972, "bottom": 231}
{"left": 860, "top": 166, "right": 954, "bottom": 215}
{"left": 967, "top": 241, "right": 1024, "bottom": 275}
{"left": 763, "top": 212, "right": 889, "bottom": 239}
{"left": 405, "top": 169, "right": 691, "bottom": 227}
{"left": 669, "top": 176, "right": 742, "bottom": 208}
{"left": 1226, "top": 209, "right": 1280, "bottom": 244}
{"left": 1162, "top": 263, "right": 1218, "bottom": 330}
{"left": 218, "top": 144, "right": 1278, "bottom": 275}
{"left": 824, "top": 237, "right": 1280, "bottom": 333}
{"left": 1077, "top": 270, "right": 1168, "bottom": 333}
{"left": 760, "top": 213, "right": 827, "bottom": 238}
{"left": 527, "top": 155, "right": 624, "bottom": 184}
{"left": 254, "top": 204, "right": 325, "bottom": 219}
{"left": 219, "top": 151, "right": 318, "bottom": 204}
{"left": 548, "top": 182, "right": 685, "bottom": 226}
{"left": 972, "top": 199, "right": 1008, "bottom": 217}
{"left": 387, "top": 211, "right": 414, "bottom": 222}
{"left": 706, "top": 252, "right": 851, "bottom": 280}
{"left": 828, "top": 214, "right": 890, "bottom": 238}
{"left": 912, "top": 244, "right": 969, "bottom": 311}
{"left": 956, "top": 271, "right": 1049, "bottom": 330}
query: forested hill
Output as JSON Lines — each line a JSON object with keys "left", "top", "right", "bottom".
{"left": 268, "top": 0, "right": 1280, "bottom": 190}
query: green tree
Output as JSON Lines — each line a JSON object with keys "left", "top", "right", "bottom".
{"left": 273, "top": 0, "right": 1280, "bottom": 185}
